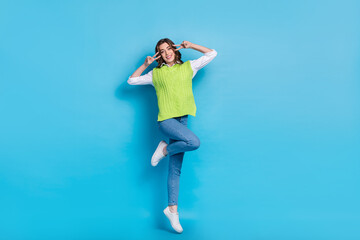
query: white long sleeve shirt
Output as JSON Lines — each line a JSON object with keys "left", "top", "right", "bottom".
{"left": 127, "top": 49, "right": 218, "bottom": 86}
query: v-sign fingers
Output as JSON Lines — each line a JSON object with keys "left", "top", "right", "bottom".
{"left": 174, "top": 46, "right": 183, "bottom": 51}
{"left": 154, "top": 55, "right": 161, "bottom": 60}
{"left": 152, "top": 52, "right": 159, "bottom": 58}
{"left": 172, "top": 44, "right": 181, "bottom": 47}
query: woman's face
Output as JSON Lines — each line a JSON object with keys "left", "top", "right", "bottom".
{"left": 158, "top": 42, "right": 175, "bottom": 64}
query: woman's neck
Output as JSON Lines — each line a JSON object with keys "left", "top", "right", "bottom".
{"left": 167, "top": 61, "right": 175, "bottom": 67}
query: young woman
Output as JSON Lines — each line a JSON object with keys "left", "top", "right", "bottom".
{"left": 127, "top": 38, "right": 217, "bottom": 233}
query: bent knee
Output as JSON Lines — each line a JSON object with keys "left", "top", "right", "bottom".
{"left": 188, "top": 136, "right": 200, "bottom": 150}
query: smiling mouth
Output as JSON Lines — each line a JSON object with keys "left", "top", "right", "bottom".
{"left": 166, "top": 55, "right": 172, "bottom": 59}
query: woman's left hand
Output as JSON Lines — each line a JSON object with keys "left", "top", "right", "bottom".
{"left": 173, "top": 41, "right": 193, "bottom": 51}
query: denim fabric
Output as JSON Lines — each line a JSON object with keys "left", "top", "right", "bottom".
{"left": 157, "top": 115, "right": 200, "bottom": 206}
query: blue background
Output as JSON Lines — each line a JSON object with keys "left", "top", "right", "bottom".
{"left": 1, "top": 0, "right": 359, "bottom": 239}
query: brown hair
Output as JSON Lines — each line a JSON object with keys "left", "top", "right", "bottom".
{"left": 155, "top": 38, "right": 183, "bottom": 68}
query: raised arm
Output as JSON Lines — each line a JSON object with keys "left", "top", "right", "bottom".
{"left": 189, "top": 49, "right": 218, "bottom": 78}
{"left": 173, "top": 41, "right": 218, "bottom": 78}
{"left": 127, "top": 52, "right": 160, "bottom": 86}
{"left": 173, "top": 41, "right": 213, "bottom": 54}
{"left": 127, "top": 70, "right": 154, "bottom": 86}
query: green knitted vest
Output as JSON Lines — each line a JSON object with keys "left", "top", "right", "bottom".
{"left": 152, "top": 60, "right": 196, "bottom": 121}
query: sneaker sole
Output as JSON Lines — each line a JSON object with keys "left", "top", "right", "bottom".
{"left": 151, "top": 141, "right": 166, "bottom": 166}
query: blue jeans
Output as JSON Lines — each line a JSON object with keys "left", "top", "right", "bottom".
{"left": 157, "top": 115, "right": 201, "bottom": 206}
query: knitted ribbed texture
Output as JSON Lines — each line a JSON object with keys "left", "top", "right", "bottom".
{"left": 152, "top": 60, "right": 196, "bottom": 121}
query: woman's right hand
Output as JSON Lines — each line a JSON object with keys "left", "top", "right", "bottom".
{"left": 144, "top": 52, "right": 161, "bottom": 67}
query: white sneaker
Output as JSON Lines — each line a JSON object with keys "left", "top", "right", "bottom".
{"left": 151, "top": 140, "right": 167, "bottom": 167}
{"left": 163, "top": 206, "right": 183, "bottom": 233}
